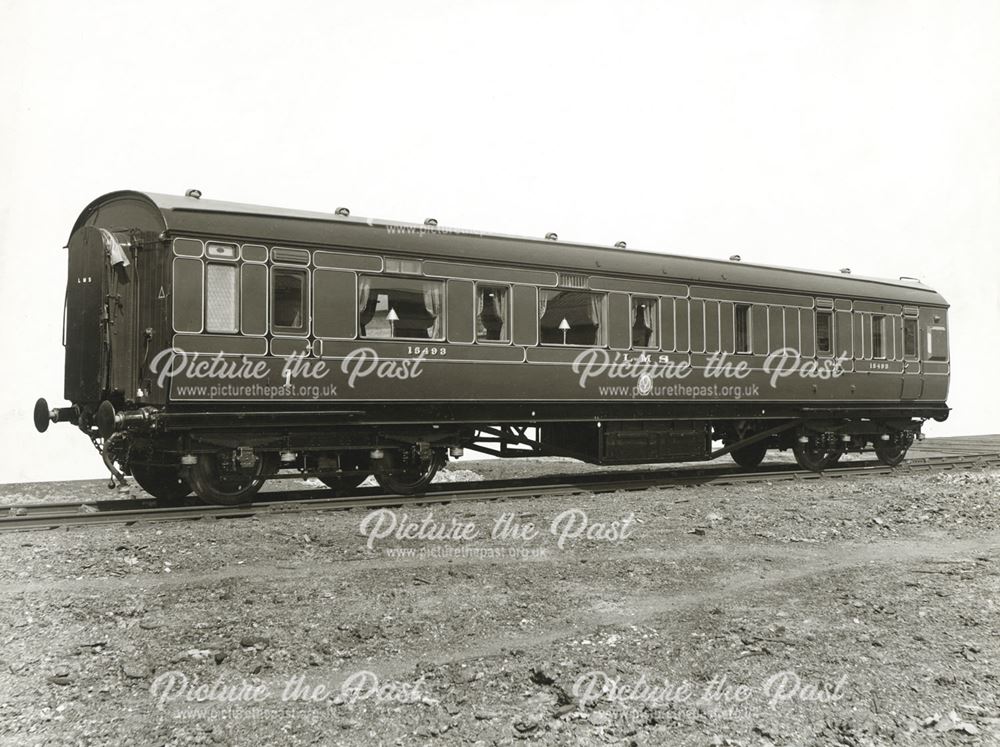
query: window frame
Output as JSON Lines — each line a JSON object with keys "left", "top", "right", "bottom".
{"left": 357, "top": 273, "right": 447, "bottom": 342}
{"left": 537, "top": 288, "right": 608, "bottom": 348}
{"left": 766, "top": 305, "right": 784, "bottom": 352}
{"left": 473, "top": 281, "right": 512, "bottom": 345}
{"left": 734, "top": 303, "right": 751, "bottom": 354}
{"left": 240, "top": 263, "right": 269, "bottom": 338}
{"left": 815, "top": 310, "right": 834, "bottom": 356}
{"left": 871, "top": 314, "right": 886, "bottom": 360}
{"left": 902, "top": 316, "right": 919, "bottom": 360}
{"left": 628, "top": 294, "right": 659, "bottom": 350}
{"left": 270, "top": 266, "right": 310, "bottom": 337}
{"left": 704, "top": 299, "right": 721, "bottom": 353}
{"left": 204, "top": 262, "right": 241, "bottom": 335}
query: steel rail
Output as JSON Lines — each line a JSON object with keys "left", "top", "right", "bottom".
{"left": 2, "top": 452, "right": 998, "bottom": 533}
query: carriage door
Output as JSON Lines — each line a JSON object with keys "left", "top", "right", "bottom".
{"left": 900, "top": 308, "right": 922, "bottom": 399}
{"left": 64, "top": 225, "right": 137, "bottom": 405}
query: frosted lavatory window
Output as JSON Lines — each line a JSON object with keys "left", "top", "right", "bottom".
{"left": 205, "top": 264, "right": 239, "bottom": 334}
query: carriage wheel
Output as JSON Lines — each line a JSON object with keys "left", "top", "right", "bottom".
{"left": 372, "top": 447, "right": 445, "bottom": 495}
{"left": 874, "top": 441, "right": 908, "bottom": 467}
{"left": 189, "top": 452, "right": 276, "bottom": 506}
{"left": 130, "top": 463, "right": 192, "bottom": 501}
{"left": 319, "top": 452, "right": 371, "bottom": 495}
{"left": 792, "top": 441, "right": 840, "bottom": 472}
{"left": 730, "top": 441, "right": 767, "bottom": 469}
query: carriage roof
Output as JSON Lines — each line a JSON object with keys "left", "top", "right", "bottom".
{"left": 72, "top": 190, "right": 947, "bottom": 306}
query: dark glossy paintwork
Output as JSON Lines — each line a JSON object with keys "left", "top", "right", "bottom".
{"left": 62, "top": 191, "right": 950, "bottom": 431}
{"left": 64, "top": 227, "right": 106, "bottom": 402}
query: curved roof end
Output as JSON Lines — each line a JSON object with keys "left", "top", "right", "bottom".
{"left": 68, "top": 190, "right": 163, "bottom": 245}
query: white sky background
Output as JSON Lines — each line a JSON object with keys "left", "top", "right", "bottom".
{"left": 0, "top": 0, "right": 998, "bottom": 483}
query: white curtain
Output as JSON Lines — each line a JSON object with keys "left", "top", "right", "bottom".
{"left": 358, "top": 277, "right": 371, "bottom": 312}
{"left": 476, "top": 288, "right": 486, "bottom": 337}
{"left": 538, "top": 291, "right": 549, "bottom": 319}
{"left": 637, "top": 301, "right": 652, "bottom": 330}
{"left": 489, "top": 289, "right": 504, "bottom": 320}
{"left": 589, "top": 294, "right": 602, "bottom": 327}
{"left": 423, "top": 284, "right": 444, "bottom": 339}
{"left": 491, "top": 289, "right": 507, "bottom": 339}
{"left": 357, "top": 277, "right": 373, "bottom": 335}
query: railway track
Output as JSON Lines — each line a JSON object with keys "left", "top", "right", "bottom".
{"left": 2, "top": 452, "right": 998, "bottom": 533}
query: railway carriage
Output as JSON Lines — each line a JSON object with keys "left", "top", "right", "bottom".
{"left": 34, "top": 190, "right": 950, "bottom": 504}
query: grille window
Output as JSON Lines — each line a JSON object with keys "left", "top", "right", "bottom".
{"left": 559, "top": 273, "right": 588, "bottom": 289}
{"left": 539, "top": 290, "right": 605, "bottom": 346}
{"left": 272, "top": 268, "right": 308, "bottom": 333}
{"left": 872, "top": 315, "right": 885, "bottom": 359}
{"left": 735, "top": 304, "right": 751, "bottom": 353}
{"left": 476, "top": 284, "right": 509, "bottom": 342}
{"left": 903, "top": 318, "right": 918, "bottom": 358}
{"left": 816, "top": 311, "right": 833, "bottom": 355}
{"left": 205, "top": 264, "right": 238, "bottom": 333}
{"left": 359, "top": 276, "right": 445, "bottom": 340}
{"left": 631, "top": 297, "right": 657, "bottom": 348}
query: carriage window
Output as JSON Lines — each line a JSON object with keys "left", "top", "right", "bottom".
{"left": 359, "top": 276, "right": 445, "bottom": 340}
{"left": 539, "top": 290, "right": 605, "bottom": 346}
{"left": 816, "top": 311, "right": 833, "bottom": 355}
{"left": 476, "top": 284, "right": 509, "bottom": 342}
{"left": 205, "top": 264, "right": 239, "bottom": 334}
{"left": 734, "top": 304, "right": 751, "bottom": 353}
{"left": 272, "top": 268, "right": 307, "bottom": 333}
{"left": 631, "top": 297, "right": 657, "bottom": 348}
{"left": 871, "top": 315, "right": 885, "bottom": 359}
{"left": 903, "top": 317, "right": 918, "bottom": 358}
